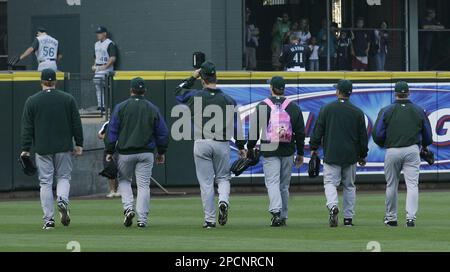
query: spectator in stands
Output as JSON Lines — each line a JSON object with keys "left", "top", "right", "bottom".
{"left": 318, "top": 21, "right": 338, "bottom": 71}
{"left": 351, "top": 17, "right": 371, "bottom": 71}
{"left": 373, "top": 21, "right": 389, "bottom": 71}
{"left": 245, "top": 8, "right": 259, "bottom": 71}
{"left": 336, "top": 31, "right": 351, "bottom": 71}
{"left": 283, "top": 21, "right": 299, "bottom": 45}
{"left": 298, "top": 18, "right": 311, "bottom": 46}
{"left": 309, "top": 37, "right": 320, "bottom": 71}
{"left": 271, "top": 13, "right": 291, "bottom": 70}
{"left": 420, "top": 8, "right": 444, "bottom": 71}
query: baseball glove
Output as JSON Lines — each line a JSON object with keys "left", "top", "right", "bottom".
{"left": 420, "top": 147, "right": 435, "bottom": 166}
{"left": 18, "top": 155, "right": 37, "bottom": 176}
{"left": 7, "top": 56, "right": 20, "bottom": 67}
{"left": 308, "top": 152, "right": 321, "bottom": 178}
{"left": 230, "top": 158, "right": 251, "bottom": 177}
{"left": 99, "top": 158, "right": 118, "bottom": 179}
{"left": 247, "top": 148, "right": 260, "bottom": 166}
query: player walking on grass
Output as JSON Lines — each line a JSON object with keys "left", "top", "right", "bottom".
{"left": 309, "top": 80, "right": 368, "bottom": 227}
{"left": 372, "top": 82, "right": 433, "bottom": 227}
{"left": 239, "top": 76, "right": 305, "bottom": 227}
{"left": 107, "top": 78, "right": 169, "bottom": 228}
{"left": 20, "top": 69, "right": 83, "bottom": 230}
{"left": 175, "top": 61, "right": 245, "bottom": 229}
{"left": 9, "top": 27, "right": 62, "bottom": 71}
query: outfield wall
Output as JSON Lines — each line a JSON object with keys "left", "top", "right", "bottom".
{"left": 1, "top": 71, "right": 449, "bottom": 193}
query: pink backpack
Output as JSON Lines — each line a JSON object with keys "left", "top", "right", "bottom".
{"left": 264, "top": 98, "right": 293, "bottom": 143}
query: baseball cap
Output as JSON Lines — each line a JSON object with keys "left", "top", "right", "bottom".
{"left": 131, "top": 77, "right": 146, "bottom": 91}
{"left": 36, "top": 27, "right": 47, "bottom": 34}
{"left": 334, "top": 79, "right": 353, "bottom": 95}
{"left": 395, "top": 81, "right": 409, "bottom": 94}
{"left": 41, "top": 69, "right": 56, "bottom": 81}
{"left": 200, "top": 61, "right": 216, "bottom": 77}
{"left": 95, "top": 26, "right": 108, "bottom": 34}
{"left": 267, "top": 76, "right": 285, "bottom": 90}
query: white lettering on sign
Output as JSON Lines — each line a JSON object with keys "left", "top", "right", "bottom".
{"left": 367, "top": 0, "right": 381, "bottom": 6}
{"left": 66, "top": 0, "right": 81, "bottom": 6}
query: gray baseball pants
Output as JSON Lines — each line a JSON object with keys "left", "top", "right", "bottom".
{"left": 193, "top": 139, "right": 231, "bottom": 224}
{"left": 384, "top": 145, "right": 421, "bottom": 221}
{"left": 36, "top": 152, "right": 73, "bottom": 222}
{"left": 262, "top": 155, "right": 294, "bottom": 219}
{"left": 117, "top": 153, "right": 154, "bottom": 224}
{"left": 323, "top": 163, "right": 357, "bottom": 219}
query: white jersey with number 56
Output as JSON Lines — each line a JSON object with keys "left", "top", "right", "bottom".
{"left": 35, "top": 34, "right": 59, "bottom": 62}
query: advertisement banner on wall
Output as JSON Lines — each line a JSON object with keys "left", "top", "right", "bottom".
{"left": 222, "top": 83, "right": 450, "bottom": 177}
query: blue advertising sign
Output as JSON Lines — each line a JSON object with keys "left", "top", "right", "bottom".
{"left": 221, "top": 83, "right": 450, "bottom": 177}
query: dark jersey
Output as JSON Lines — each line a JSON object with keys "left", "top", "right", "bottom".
{"left": 279, "top": 43, "right": 309, "bottom": 69}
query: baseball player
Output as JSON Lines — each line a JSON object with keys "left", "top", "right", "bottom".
{"left": 9, "top": 27, "right": 62, "bottom": 71}
{"left": 98, "top": 121, "right": 120, "bottom": 198}
{"left": 372, "top": 81, "right": 433, "bottom": 227}
{"left": 279, "top": 35, "right": 309, "bottom": 72}
{"left": 20, "top": 69, "right": 83, "bottom": 230}
{"left": 309, "top": 80, "right": 369, "bottom": 227}
{"left": 174, "top": 61, "right": 245, "bottom": 229}
{"left": 92, "top": 26, "right": 117, "bottom": 112}
{"left": 239, "top": 76, "right": 305, "bottom": 227}
{"left": 107, "top": 77, "right": 169, "bottom": 228}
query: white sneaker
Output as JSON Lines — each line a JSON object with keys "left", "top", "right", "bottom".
{"left": 113, "top": 192, "right": 121, "bottom": 197}
{"left": 106, "top": 191, "right": 115, "bottom": 198}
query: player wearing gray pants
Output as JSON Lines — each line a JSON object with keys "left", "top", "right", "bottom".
{"left": 310, "top": 80, "right": 369, "bottom": 227}
{"left": 373, "top": 81, "right": 433, "bottom": 227}
{"left": 107, "top": 77, "right": 169, "bottom": 228}
{"left": 36, "top": 152, "right": 73, "bottom": 223}
{"left": 194, "top": 140, "right": 231, "bottom": 224}
{"left": 175, "top": 62, "right": 245, "bottom": 228}
{"left": 20, "top": 69, "right": 83, "bottom": 230}
{"left": 117, "top": 153, "right": 154, "bottom": 225}
{"left": 323, "top": 163, "right": 357, "bottom": 219}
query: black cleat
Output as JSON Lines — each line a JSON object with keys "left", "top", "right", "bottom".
{"left": 203, "top": 221, "right": 216, "bottom": 229}
{"left": 329, "top": 206, "right": 339, "bottom": 227}
{"left": 344, "top": 218, "right": 354, "bottom": 227}
{"left": 57, "top": 201, "right": 71, "bottom": 227}
{"left": 123, "top": 209, "right": 135, "bottom": 227}
{"left": 280, "top": 218, "right": 287, "bottom": 226}
{"left": 137, "top": 222, "right": 146, "bottom": 228}
{"left": 218, "top": 201, "right": 229, "bottom": 226}
{"left": 384, "top": 218, "right": 398, "bottom": 227}
{"left": 270, "top": 212, "right": 283, "bottom": 227}
{"left": 42, "top": 219, "right": 55, "bottom": 230}
{"left": 406, "top": 219, "right": 416, "bottom": 227}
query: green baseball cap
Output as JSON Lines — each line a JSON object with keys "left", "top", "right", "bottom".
{"left": 395, "top": 81, "right": 409, "bottom": 94}
{"left": 334, "top": 79, "right": 353, "bottom": 95}
{"left": 41, "top": 69, "right": 56, "bottom": 81}
{"left": 200, "top": 61, "right": 216, "bottom": 77}
{"left": 267, "top": 76, "right": 285, "bottom": 90}
{"left": 131, "top": 77, "right": 146, "bottom": 91}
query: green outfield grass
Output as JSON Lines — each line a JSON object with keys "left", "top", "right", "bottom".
{"left": 0, "top": 191, "right": 450, "bottom": 252}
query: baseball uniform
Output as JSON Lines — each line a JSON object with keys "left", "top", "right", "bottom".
{"left": 279, "top": 41, "right": 309, "bottom": 71}
{"left": 107, "top": 78, "right": 169, "bottom": 226}
{"left": 33, "top": 34, "right": 60, "bottom": 71}
{"left": 372, "top": 82, "right": 433, "bottom": 224}
{"left": 93, "top": 33, "right": 117, "bottom": 109}
{"left": 21, "top": 69, "right": 83, "bottom": 227}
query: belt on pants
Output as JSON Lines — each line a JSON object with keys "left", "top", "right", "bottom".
{"left": 39, "top": 59, "right": 56, "bottom": 63}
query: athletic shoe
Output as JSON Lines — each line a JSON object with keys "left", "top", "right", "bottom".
{"left": 270, "top": 212, "right": 283, "bottom": 227}
{"left": 113, "top": 192, "right": 121, "bottom": 197}
{"left": 384, "top": 218, "right": 398, "bottom": 227}
{"left": 344, "top": 218, "right": 354, "bottom": 227}
{"left": 280, "top": 218, "right": 287, "bottom": 226}
{"left": 218, "top": 201, "right": 228, "bottom": 226}
{"left": 329, "top": 206, "right": 339, "bottom": 228}
{"left": 406, "top": 219, "right": 416, "bottom": 227}
{"left": 137, "top": 222, "right": 146, "bottom": 228}
{"left": 203, "top": 221, "right": 216, "bottom": 229}
{"left": 123, "top": 208, "right": 135, "bottom": 227}
{"left": 106, "top": 191, "right": 115, "bottom": 198}
{"left": 42, "top": 219, "right": 55, "bottom": 230}
{"left": 57, "top": 201, "right": 71, "bottom": 227}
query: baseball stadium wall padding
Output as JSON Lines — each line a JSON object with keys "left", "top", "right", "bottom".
{"left": 0, "top": 71, "right": 449, "bottom": 192}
